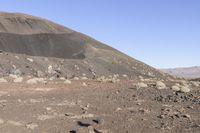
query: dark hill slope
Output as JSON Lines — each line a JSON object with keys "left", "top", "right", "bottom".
{"left": 0, "top": 12, "right": 169, "bottom": 80}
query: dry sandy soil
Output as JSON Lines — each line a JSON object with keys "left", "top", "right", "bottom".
{"left": 0, "top": 80, "right": 199, "bottom": 133}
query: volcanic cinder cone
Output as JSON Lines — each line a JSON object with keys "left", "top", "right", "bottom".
{"left": 0, "top": 12, "right": 168, "bottom": 79}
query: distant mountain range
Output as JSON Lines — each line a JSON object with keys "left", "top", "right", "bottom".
{"left": 161, "top": 66, "right": 200, "bottom": 79}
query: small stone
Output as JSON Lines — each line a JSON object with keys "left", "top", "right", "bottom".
{"left": 88, "top": 126, "right": 95, "bottom": 133}
{"left": 82, "top": 82, "right": 87, "bottom": 87}
{"left": 7, "top": 120, "right": 23, "bottom": 126}
{"left": 18, "top": 99, "right": 22, "bottom": 103}
{"left": 182, "top": 114, "right": 191, "bottom": 119}
{"left": 0, "top": 118, "right": 4, "bottom": 124}
{"left": 70, "top": 130, "right": 78, "bottom": 133}
{"left": 36, "top": 70, "right": 45, "bottom": 77}
{"left": 46, "top": 107, "right": 52, "bottom": 111}
{"left": 15, "top": 56, "right": 19, "bottom": 59}
{"left": 115, "top": 107, "right": 122, "bottom": 112}
{"left": 122, "top": 74, "right": 128, "bottom": 78}
{"left": 13, "top": 69, "right": 22, "bottom": 75}
{"left": 95, "top": 129, "right": 110, "bottom": 133}
{"left": 77, "top": 121, "right": 92, "bottom": 127}
{"left": 93, "top": 118, "right": 104, "bottom": 125}
{"left": 27, "top": 58, "right": 34, "bottom": 62}
{"left": 26, "top": 123, "right": 38, "bottom": 130}
{"left": 48, "top": 65, "right": 53, "bottom": 74}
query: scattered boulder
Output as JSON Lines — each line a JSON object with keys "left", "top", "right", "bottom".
{"left": 26, "top": 78, "right": 46, "bottom": 84}
{"left": 171, "top": 85, "right": 180, "bottom": 91}
{"left": 73, "top": 77, "right": 79, "bottom": 80}
{"left": 171, "top": 83, "right": 191, "bottom": 93}
{"left": 97, "top": 75, "right": 120, "bottom": 83}
{"left": 156, "top": 81, "right": 166, "bottom": 90}
{"left": 191, "top": 81, "right": 199, "bottom": 87}
{"left": 64, "top": 80, "right": 72, "bottom": 84}
{"left": 81, "top": 77, "right": 88, "bottom": 80}
{"left": 180, "top": 80, "right": 189, "bottom": 86}
{"left": 180, "top": 86, "right": 190, "bottom": 93}
{"left": 36, "top": 70, "right": 45, "bottom": 77}
{"left": 9, "top": 74, "right": 18, "bottom": 79}
{"left": 136, "top": 82, "right": 148, "bottom": 89}
{"left": 0, "top": 78, "right": 7, "bottom": 83}
{"left": 13, "top": 77, "right": 23, "bottom": 83}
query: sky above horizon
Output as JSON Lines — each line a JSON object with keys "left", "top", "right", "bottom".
{"left": 0, "top": 0, "right": 200, "bottom": 68}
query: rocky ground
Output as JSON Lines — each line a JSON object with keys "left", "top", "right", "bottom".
{"left": 0, "top": 78, "right": 199, "bottom": 133}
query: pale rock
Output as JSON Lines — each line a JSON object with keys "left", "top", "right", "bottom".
{"left": 0, "top": 118, "right": 4, "bottom": 124}
{"left": 171, "top": 85, "right": 180, "bottom": 91}
{"left": 81, "top": 77, "right": 88, "bottom": 80}
{"left": 13, "top": 77, "right": 23, "bottom": 83}
{"left": 122, "top": 74, "right": 128, "bottom": 78}
{"left": 64, "top": 80, "right": 72, "bottom": 84}
{"left": 73, "top": 77, "right": 79, "bottom": 80}
{"left": 180, "top": 86, "right": 190, "bottom": 93}
{"left": 82, "top": 82, "right": 87, "bottom": 87}
{"left": 191, "top": 81, "right": 199, "bottom": 87}
{"left": 136, "top": 82, "right": 148, "bottom": 88}
{"left": 27, "top": 58, "right": 34, "bottom": 62}
{"left": 0, "top": 78, "right": 7, "bottom": 83}
{"left": 48, "top": 65, "right": 53, "bottom": 74}
{"left": 26, "top": 123, "right": 38, "bottom": 130}
{"left": 9, "top": 74, "right": 18, "bottom": 79}
{"left": 26, "top": 78, "right": 45, "bottom": 84}
{"left": 156, "top": 81, "right": 166, "bottom": 90}
{"left": 60, "top": 77, "right": 66, "bottom": 80}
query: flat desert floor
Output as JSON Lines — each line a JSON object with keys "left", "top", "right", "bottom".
{"left": 0, "top": 80, "right": 199, "bottom": 133}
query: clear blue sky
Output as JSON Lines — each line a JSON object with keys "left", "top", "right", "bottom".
{"left": 1, "top": 0, "right": 200, "bottom": 68}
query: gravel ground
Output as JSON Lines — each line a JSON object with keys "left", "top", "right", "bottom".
{"left": 0, "top": 80, "right": 199, "bottom": 133}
